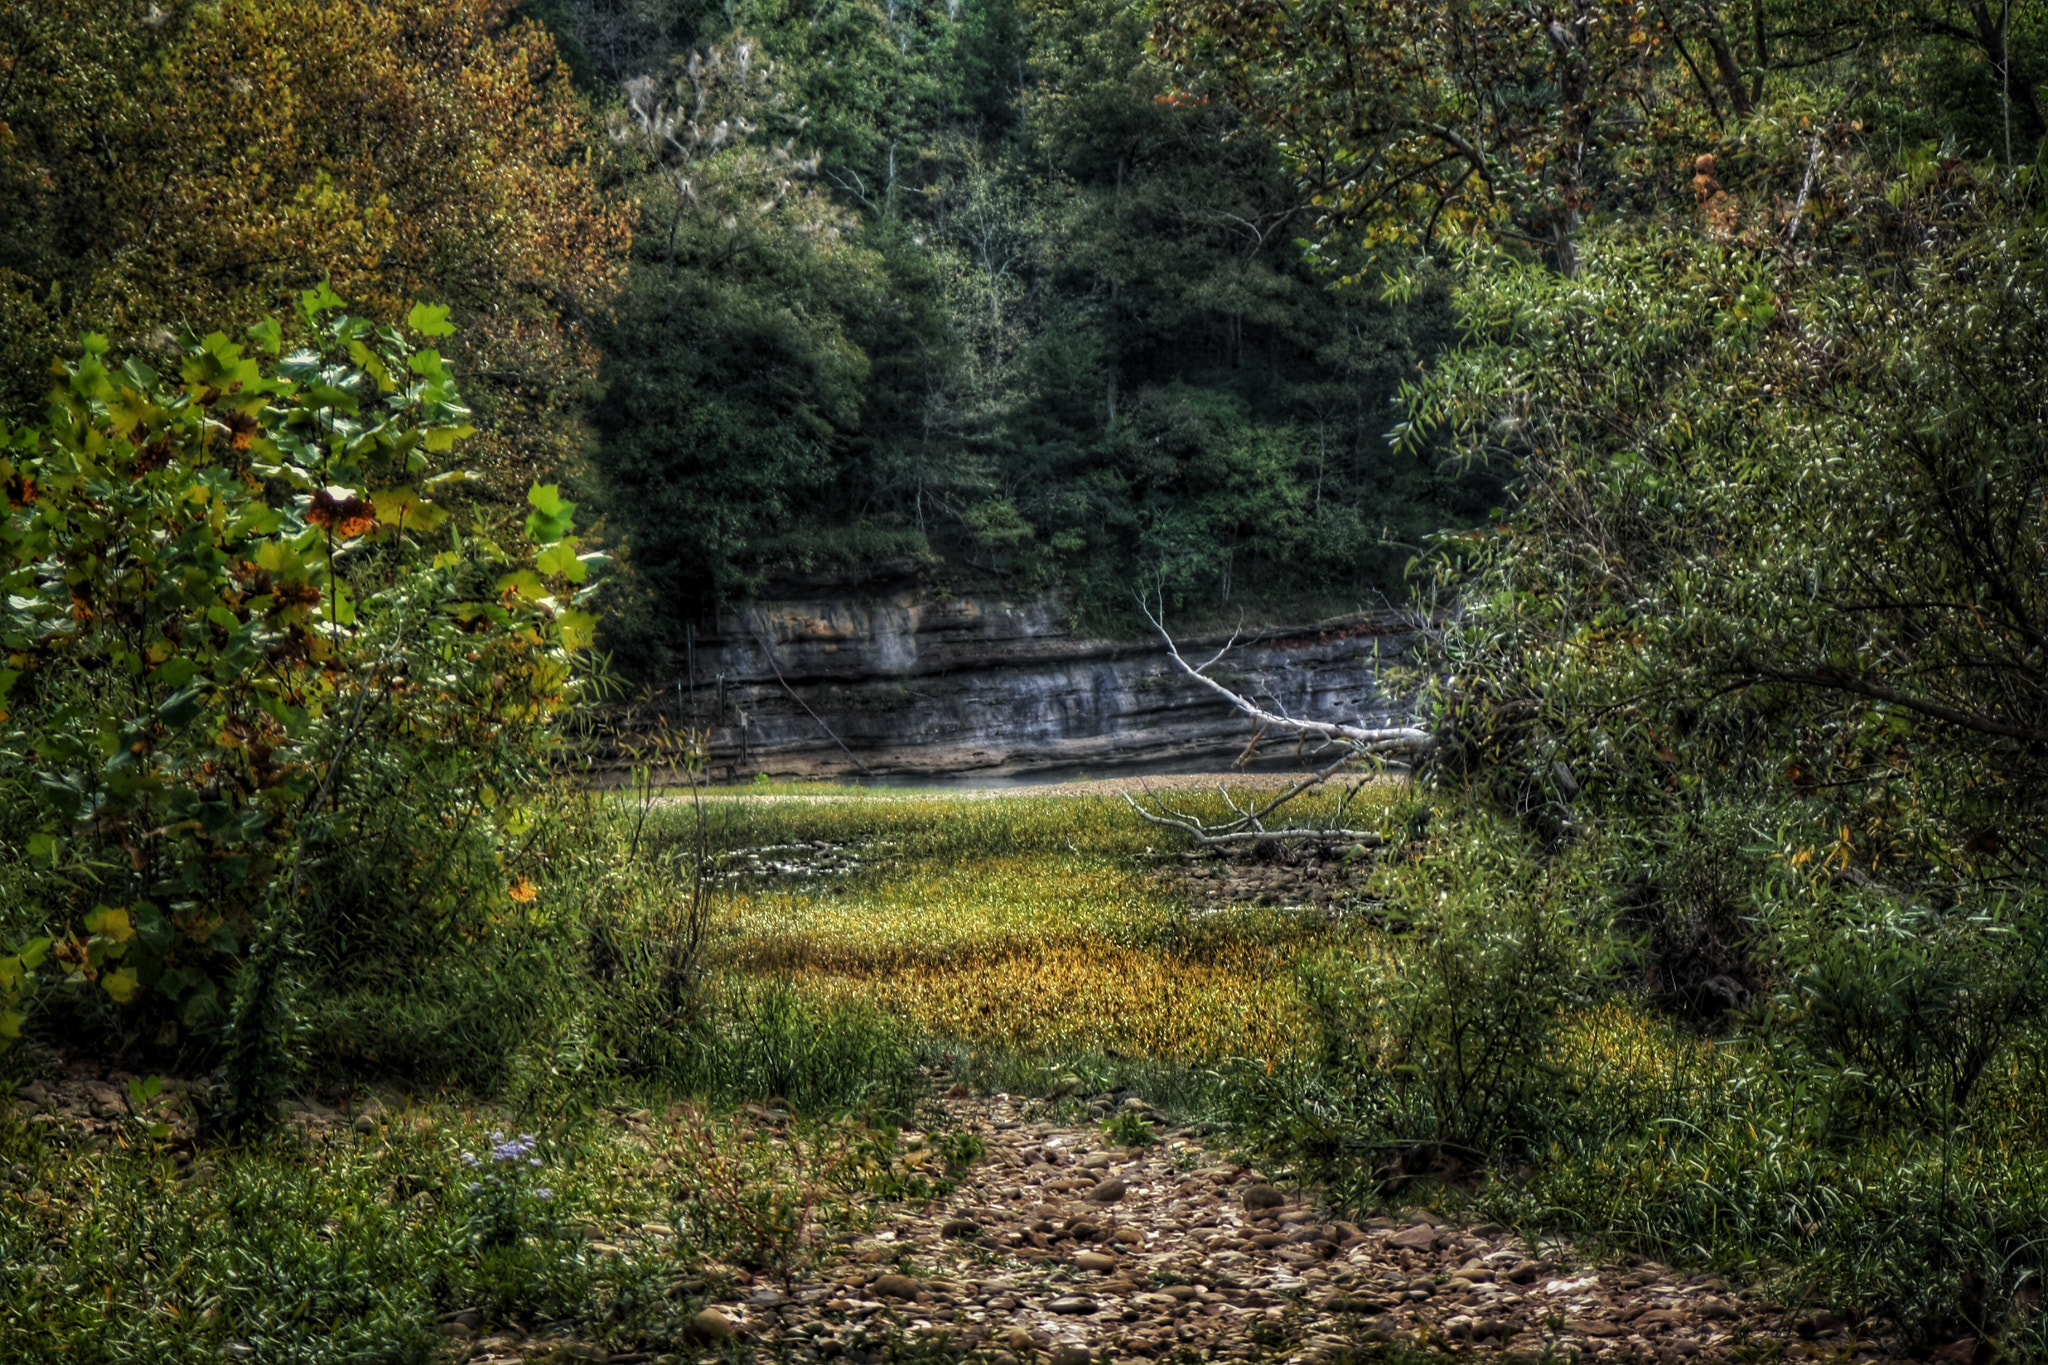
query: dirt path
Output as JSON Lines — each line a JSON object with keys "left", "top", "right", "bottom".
{"left": 474, "top": 1092, "right": 1897, "bottom": 1365}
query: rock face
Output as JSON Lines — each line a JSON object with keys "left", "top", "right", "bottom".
{"left": 642, "top": 570, "right": 1419, "bottom": 780}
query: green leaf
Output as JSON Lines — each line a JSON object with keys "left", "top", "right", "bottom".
{"left": 496, "top": 569, "right": 548, "bottom": 601}
{"left": 536, "top": 541, "right": 587, "bottom": 582}
{"left": 155, "top": 657, "right": 200, "bottom": 688}
{"left": 300, "top": 281, "right": 346, "bottom": 318}
{"left": 347, "top": 340, "right": 395, "bottom": 394}
{"left": 557, "top": 608, "right": 598, "bottom": 651}
{"left": 373, "top": 486, "right": 450, "bottom": 534}
{"left": 327, "top": 580, "right": 357, "bottom": 626}
{"left": 406, "top": 349, "right": 450, "bottom": 381}
{"left": 407, "top": 302, "right": 457, "bottom": 338}
{"left": 526, "top": 483, "right": 569, "bottom": 517}
{"left": 0, "top": 668, "right": 17, "bottom": 701}
{"left": 159, "top": 688, "right": 205, "bottom": 728}
{"left": 422, "top": 423, "right": 475, "bottom": 452}
{"left": 247, "top": 317, "right": 284, "bottom": 356}
{"left": 524, "top": 483, "right": 575, "bottom": 543}
{"left": 0, "top": 1009, "right": 21, "bottom": 1041}
{"left": 26, "top": 833, "right": 59, "bottom": 868}
{"left": 84, "top": 906, "right": 134, "bottom": 944}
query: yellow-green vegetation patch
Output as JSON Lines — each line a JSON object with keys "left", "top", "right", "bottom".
{"left": 716, "top": 855, "right": 1172, "bottom": 971}
{"left": 787, "top": 943, "right": 1313, "bottom": 1063}
{"left": 658, "top": 785, "right": 1392, "bottom": 1065}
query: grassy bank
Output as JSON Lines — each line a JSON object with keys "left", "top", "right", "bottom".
{"left": 6, "top": 781, "right": 2046, "bottom": 1359}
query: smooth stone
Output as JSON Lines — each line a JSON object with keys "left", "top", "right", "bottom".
{"left": 689, "top": 1309, "right": 735, "bottom": 1342}
{"left": 1240, "top": 1185, "right": 1286, "bottom": 1211}
{"left": 1386, "top": 1223, "right": 1439, "bottom": 1251}
{"left": 871, "top": 1274, "right": 922, "bottom": 1300}
{"left": 1074, "top": 1251, "right": 1120, "bottom": 1272}
{"left": 1085, "top": 1179, "right": 1127, "bottom": 1204}
{"left": 1049, "top": 1296, "right": 1099, "bottom": 1315}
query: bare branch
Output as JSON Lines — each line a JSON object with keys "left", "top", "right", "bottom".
{"left": 1118, "top": 596, "right": 1432, "bottom": 848}
{"left": 1138, "top": 595, "right": 1433, "bottom": 755}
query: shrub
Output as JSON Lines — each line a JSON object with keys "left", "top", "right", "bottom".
{"left": 0, "top": 290, "right": 601, "bottom": 1078}
{"left": 1229, "top": 812, "right": 1616, "bottom": 1178}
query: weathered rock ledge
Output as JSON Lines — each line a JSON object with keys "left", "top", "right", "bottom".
{"left": 629, "top": 579, "right": 1419, "bottom": 781}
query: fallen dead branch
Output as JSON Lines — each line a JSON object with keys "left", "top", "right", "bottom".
{"left": 1122, "top": 597, "right": 1432, "bottom": 848}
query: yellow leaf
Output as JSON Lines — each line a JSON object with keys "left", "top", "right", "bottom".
{"left": 102, "top": 968, "right": 142, "bottom": 1005}
{"left": 84, "top": 906, "right": 134, "bottom": 944}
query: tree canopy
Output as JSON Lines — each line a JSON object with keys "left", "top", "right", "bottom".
{"left": 0, "top": 0, "right": 631, "bottom": 486}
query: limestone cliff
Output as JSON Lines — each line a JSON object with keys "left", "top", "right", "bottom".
{"left": 641, "top": 571, "right": 1418, "bottom": 780}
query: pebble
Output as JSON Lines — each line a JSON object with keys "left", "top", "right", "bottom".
{"left": 688, "top": 1309, "right": 734, "bottom": 1342}
{"left": 80, "top": 1084, "right": 1886, "bottom": 1365}
{"left": 1240, "top": 1184, "right": 1287, "bottom": 1211}
{"left": 870, "top": 1274, "right": 921, "bottom": 1301}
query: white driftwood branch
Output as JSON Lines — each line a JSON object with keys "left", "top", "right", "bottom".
{"left": 1122, "top": 599, "right": 1432, "bottom": 848}
{"left": 1141, "top": 599, "right": 1433, "bottom": 755}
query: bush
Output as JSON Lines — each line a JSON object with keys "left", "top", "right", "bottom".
{"left": 0, "top": 291, "right": 602, "bottom": 1084}
{"left": 1228, "top": 811, "right": 1616, "bottom": 1178}
{"left": 1749, "top": 890, "right": 2048, "bottom": 1138}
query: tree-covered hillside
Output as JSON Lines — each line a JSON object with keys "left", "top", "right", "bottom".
{"left": 521, "top": 0, "right": 1495, "bottom": 663}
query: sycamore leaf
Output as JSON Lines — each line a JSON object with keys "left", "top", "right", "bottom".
{"left": 373, "top": 486, "right": 449, "bottom": 534}
{"left": 300, "top": 281, "right": 346, "bottom": 318}
{"left": 101, "top": 967, "right": 141, "bottom": 1005}
{"left": 524, "top": 484, "right": 575, "bottom": 543}
{"left": 407, "top": 302, "right": 457, "bottom": 337}
{"left": 84, "top": 906, "right": 134, "bottom": 944}
{"left": 497, "top": 569, "right": 549, "bottom": 601}
{"left": 527, "top": 483, "right": 569, "bottom": 517}
{"left": 536, "top": 541, "right": 587, "bottom": 582}
{"left": 407, "top": 349, "right": 450, "bottom": 381}
{"left": 422, "top": 423, "right": 475, "bottom": 452}
{"left": 557, "top": 608, "right": 598, "bottom": 651}
{"left": 247, "top": 317, "right": 284, "bottom": 355}
{"left": 347, "top": 340, "right": 395, "bottom": 393}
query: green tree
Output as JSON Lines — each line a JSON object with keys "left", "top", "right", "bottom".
{"left": 0, "top": 0, "right": 631, "bottom": 489}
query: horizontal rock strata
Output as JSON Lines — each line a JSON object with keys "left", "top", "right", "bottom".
{"left": 611, "top": 578, "right": 1417, "bottom": 779}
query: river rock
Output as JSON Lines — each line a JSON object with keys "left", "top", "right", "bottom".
{"left": 871, "top": 1275, "right": 922, "bottom": 1300}
{"left": 1240, "top": 1184, "right": 1286, "bottom": 1211}
{"left": 689, "top": 1309, "right": 735, "bottom": 1342}
{"left": 1386, "top": 1222, "right": 1439, "bottom": 1251}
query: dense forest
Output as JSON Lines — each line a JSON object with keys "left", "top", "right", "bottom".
{"left": 2, "top": 0, "right": 1496, "bottom": 675}
{"left": 544, "top": 0, "right": 1496, "bottom": 658}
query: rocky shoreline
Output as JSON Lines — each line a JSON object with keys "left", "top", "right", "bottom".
{"left": 468, "top": 1090, "right": 1905, "bottom": 1365}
